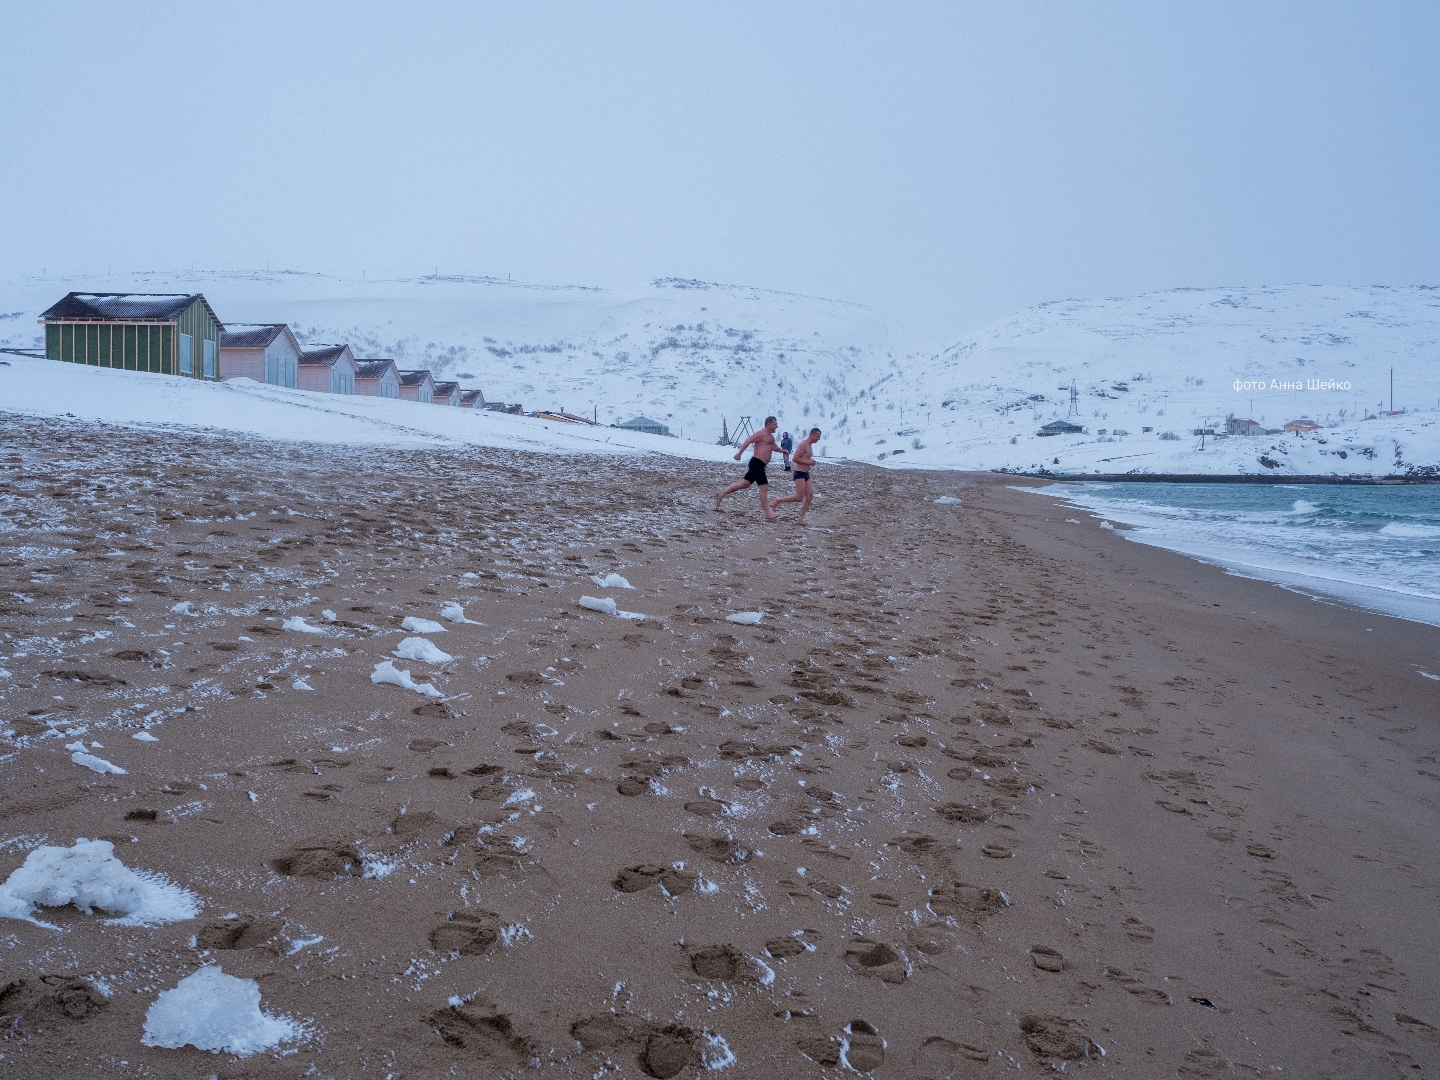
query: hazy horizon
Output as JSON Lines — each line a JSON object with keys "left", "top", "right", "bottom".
{"left": 3, "top": 2, "right": 1437, "bottom": 345}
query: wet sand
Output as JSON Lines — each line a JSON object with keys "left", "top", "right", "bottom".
{"left": 2, "top": 414, "right": 1439, "bottom": 1078}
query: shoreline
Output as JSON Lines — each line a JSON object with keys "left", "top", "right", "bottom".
{"left": 997, "top": 471, "right": 1440, "bottom": 484}
{"left": 1, "top": 422, "right": 1437, "bottom": 1076}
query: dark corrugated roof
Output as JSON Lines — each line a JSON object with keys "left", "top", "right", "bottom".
{"left": 356, "top": 360, "right": 398, "bottom": 378}
{"left": 399, "top": 369, "right": 434, "bottom": 386}
{"left": 41, "top": 292, "right": 219, "bottom": 324}
{"left": 460, "top": 389, "right": 485, "bottom": 403}
{"left": 299, "top": 344, "right": 351, "bottom": 366}
{"left": 220, "top": 324, "right": 288, "bottom": 349}
{"left": 433, "top": 381, "right": 459, "bottom": 394}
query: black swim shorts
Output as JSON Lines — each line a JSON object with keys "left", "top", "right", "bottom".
{"left": 793, "top": 470, "right": 810, "bottom": 481}
{"left": 744, "top": 457, "right": 769, "bottom": 485}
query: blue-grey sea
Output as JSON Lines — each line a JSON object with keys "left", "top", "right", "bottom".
{"left": 1036, "top": 482, "right": 1440, "bottom": 635}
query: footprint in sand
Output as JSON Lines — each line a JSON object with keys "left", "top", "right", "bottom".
{"left": 0, "top": 976, "right": 109, "bottom": 1030}
{"left": 842, "top": 1020, "right": 886, "bottom": 1072}
{"left": 843, "top": 939, "right": 907, "bottom": 984}
{"left": 613, "top": 864, "right": 697, "bottom": 895}
{"left": 428, "top": 1004, "right": 533, "bottom": 1062}
{"left": 568, "top": 1013, "right": 701, "bottom": 1079}
{"left": 1019, "top": 1015, "right": 1102, "bottom": 1062}
{"left": 1029, "top": 945, "right": 1065, "bottom": 972}
{"left": 928, "top": 881, "right": 1007, "bottom": 919}
{"left": 196, "top": 915, "right": 284, "bottom": 951}
{"left": 270, "top": 839, "right": 363, "bottom": 878}
{"left": 912, "top": 1035, "right": 991, "bottom": 1076}
{"left": 688, "top": 944, "right": 763, "bottom": 981}
{"left": 429, "top": 910, "right": 501, "bottom": 955}
{"left": 765, "top": 933, "right": 817, "bottom": 959}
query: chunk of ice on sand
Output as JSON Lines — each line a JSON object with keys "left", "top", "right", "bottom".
{"left": 440, "top": 601, "right": 482, "bottom": 624}
{"left": 590, "top": 573, "right": 634, "bottom": 589}
{"left": 0, "top": 838, "right": 199, "bottom": 925}
{"left": 169, "top": 601, "right": 193, "bottom": 616}
{"left": 71, "top": 751, "right": 126, "bottom": 774}
{"left": 142, "top": 967, "right": 302, "bottom": 1057}
{"left": 726, "top": 611, "right": 763, "bottom": 625}
{"left": 132, "top": 730, "right": 160, "bottom": 742}
{"left": 401, "top": 616, "right": 446, "bottom": 633}
{"left": 933, "top": 495, "right": 962, "bottom": 506}
{"left": 579, "top": 596, "right": 646, "bottom": 620}
{"left": 370, "top": 660, "right": 442, "bottom": 698}
{"left": 282, "top": 616, "right": 326, "bottom": 634}
{"left": 394, "top": 637, "right": 454, "bottom": 664}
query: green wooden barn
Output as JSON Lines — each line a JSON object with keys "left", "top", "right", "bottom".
{"left": 40, "top": 292, "right": 225, "bottom": 379}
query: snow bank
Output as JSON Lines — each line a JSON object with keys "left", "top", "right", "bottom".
{"left": 132, "top": 730, "right": 159, "bottom": 742}
{"left": 370, "top": 660, "right": 442, "bottom": 698}
{"left": 440, "top": 601, "right": 482, "bottom": 624}
{"left": 282, "top": 616, "right": 326, "bottom": 634}
{"left": 0, "top": 839, "right": 199, "bottom": 925}
{"left": 590, "top": 573, "right": 634, "bottom": 589}
{"left": 394, "top": 637, "right": 454, "bottom": 664}
{"left": 401, "top": 616, "right": 446, "bottom": 633}
{"left": 579, "top": 595, "right": 646, "bottom": 620}
{"left": 142, "top": 967, "right": 302, "bottom": 1057}
{"left": 726, "top": 611, "right": 763, "bottom": 625}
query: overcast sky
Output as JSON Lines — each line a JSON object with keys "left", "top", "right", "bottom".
{"left": 3, "top": 2, "right": 1436, "bottom": 343}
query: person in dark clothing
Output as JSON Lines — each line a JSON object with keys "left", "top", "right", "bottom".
{"left": 780, "top": 431, "right": 794, "bottom": 471}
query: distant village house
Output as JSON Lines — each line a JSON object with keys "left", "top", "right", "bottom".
{"left": 219, "top": 323, "right": 301, "bottom": 387}
{"left": 398, "top": 369, "right": 435, "bottom": 404}
{"left": 1226, "top": 417, "right": 1262, "bottom": 436}
{"left": 354, "top": 359, "right": 401, "bottom": 399}
{"left": 459, "top": 389, "right": 485, "bottom": 408}
{"left": 40, "top": 292, "right": 223, "bottom": 379}
{"left": 431, "top": 380, "right": 461, "bottom": 406}
{"left": 1284, "top": 418, "right": 1322, "bottom": 434}
{"left": 616, "top": 415, "right": 670, "bottom": 436}
{"left": 298, "top": 344, "right": 358, "bottom": 394}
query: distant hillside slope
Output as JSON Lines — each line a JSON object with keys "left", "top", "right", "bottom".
{"left": 3, "top": 273, "right": 1436, "bottom": 474}
{"left": 881, "top": 285, "right": 1440, "bottom": 476}
{"left": 0, "top": 270, "right": 893, "bottom": 446}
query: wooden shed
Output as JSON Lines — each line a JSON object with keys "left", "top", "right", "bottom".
{"left": 298, "top": 344, "right": 358, "bottom": 394}
{"left": 398, "top": 369, "right": 435, "bottom": 404}
{"left": 219, "top": 324, "right": 301, "bottom": 387}
{"left": 355, "top": 359, "right": 401, "bottom": 399}
{"left": 432, "top": 380, "right": 461, "bottom": 406}
{"left": 459, "top": 389, "right": 486, "bottom": 408}
{"left": 40, "top": 292, "right": 224, "bottom": 379}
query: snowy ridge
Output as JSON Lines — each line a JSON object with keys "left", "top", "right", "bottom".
{"left": 3, "top": 272, "right": 1438, "bottom": 474}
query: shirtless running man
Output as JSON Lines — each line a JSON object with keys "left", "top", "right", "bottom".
{"left": 771, "top": 426, "right": 820, "bottom": 525}
{"left": 714, "top": 416, "right": 781, "bottom": 521}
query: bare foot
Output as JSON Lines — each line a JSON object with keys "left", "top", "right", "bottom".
{"left": 795, "top": 519, "right": 809, "bottom": 526}
{"left": 713, "top": 496, "right": 724, "bottom": 512}
{"left": 764, "top": 514, "right": 778, "bottom": 522}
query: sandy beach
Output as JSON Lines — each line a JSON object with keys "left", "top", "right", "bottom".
{"left": 2, "top": 413, "right": 1438, "bottom": 1078}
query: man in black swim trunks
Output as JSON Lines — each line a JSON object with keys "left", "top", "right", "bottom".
{"left": 772, "top": 426, "right": 820, "bottom": 525}
{"left": 714, "top": 416, "right": 781, "bottom": 521}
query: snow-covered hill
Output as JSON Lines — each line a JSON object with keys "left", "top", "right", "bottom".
{"left": 3, "top": 272, "right": 1437, "bottom": 475}
{"left": 883, "top": 285, "right": 1440, "bottom": 477}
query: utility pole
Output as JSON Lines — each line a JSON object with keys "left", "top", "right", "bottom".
{"left": 1067, "top": 378, "right": 1079, "bottom": 418}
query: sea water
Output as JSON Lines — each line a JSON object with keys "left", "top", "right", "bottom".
{"left": 1036, "top": 482, "right": 1440, "bottom": 629}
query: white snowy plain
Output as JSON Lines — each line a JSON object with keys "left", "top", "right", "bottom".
{"left": 1, "top": 270, "right": 1436, "bottom": 475}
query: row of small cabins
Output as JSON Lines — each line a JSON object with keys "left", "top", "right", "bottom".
{"left": 38, "top": 291, "right": 521, "bottom": 412}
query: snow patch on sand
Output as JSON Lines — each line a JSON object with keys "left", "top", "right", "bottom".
{"left": 394, "top": 636, "right": 454, "bottom": 664}
{"left": 370, "top": 660, "right": 441, "bottom": 698}
{"left": 142, "top": 967, "right": 303, "bottom": 1057}
{"left": 0, "top": 839, "right": 199, "bottom": 926}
